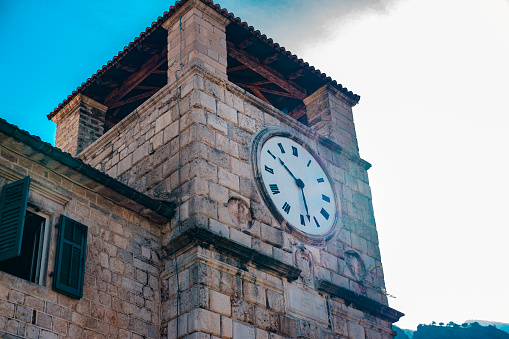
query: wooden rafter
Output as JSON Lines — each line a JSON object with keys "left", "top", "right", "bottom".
{"left": 151, "top": 69, "right": 167, "bottom": 75}
{"left": 262, "top": 53, "right": 278, "bottom": 65}
{"left": 135, "top": 85, "right": 161, "bottom": 90}
{"left": 108, "top": 90, "right": 159, "bottom": 109}
{"left": 227, "top": 65, "right": 248, "bottom": 72}
{"left": 234, "top": 83, "right": 300, "bottom": 99}
{"left": 238, "top": 37, "right": 254, "bottom": 49}
{"left": 288, "top": 103, "right": 306, "bottom": 120}
{"left": 227, "top": 41, "right": 307, "bottom": 100}
{"left": 251, "top": 88, "right": 271, "bottom": 105}
{"left": 288, "top": 69, "right": 304, "bottom": 80}
{"left": 115, "top": 62, "right": 137, "bottom": 72}
{"left": 250, "top": 80, "right": 271, "bottom": 86}
{"left": 104, "top": 48, "right": 167, "bottom": 107}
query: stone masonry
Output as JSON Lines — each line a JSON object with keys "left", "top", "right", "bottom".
{"left": 52, "top": 94, "right": 107, "bottom": 157}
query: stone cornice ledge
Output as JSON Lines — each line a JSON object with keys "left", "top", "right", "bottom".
{"left": 161, "top": 225, "right": 302, "bottom": 281}
{"left": 316, "top": 279, "right": 404, "bottom": 322}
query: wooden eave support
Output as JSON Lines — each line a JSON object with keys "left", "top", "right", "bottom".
{"left": 108, "top": 89, "right": 160, "bottom": 109}
{"left": 227, "top": 41, "right": 307, "bottom": 101}
{"left": 227, "top": 65, "right": 248, "bottom": 72}
{"left": 235, "top": 83, "right": 301, "bottom": 99}
{"left": 104, "top": 48, "right": 167, "bottom": 108}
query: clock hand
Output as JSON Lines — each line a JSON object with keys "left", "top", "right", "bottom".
{"left": 300, "top": 187, "right": 311, "bottom": 221}
{"left": 278, "top": 158, "right": 305, "bottom": 188}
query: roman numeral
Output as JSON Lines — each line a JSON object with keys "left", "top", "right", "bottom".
{"left": 320, "top": 208, "right": 330, "bottom": 220}
{"left": 317, "top": 178, "right": 325, "bottom": 183}
{"left": 300, "top": 214, "right": 306, "bottom": 226}
{"left": 322, "top": 194, "right": 330, "bottom": 203}
{"left": 269, "top": 184, "right": 280, "bottom": 195}
{"left": 292, "top": 146, "right": 298, "bottom": 157}
{"left": 278, "top": 143, "right": 285, "bottom": 153}
{"left": 282, "top": 202, "right": 291, "bottom": 214}
{"left": 264, "top": 165, "right": 274, "bottom": 174}
{"left": 307, "top": 160, "right": 311, "bottom": 167}
{"left": 313, "top": 216, "right": 321, "bottom": 228}
{"left": 267, "top": 150, "right": 276, "bottom": 159}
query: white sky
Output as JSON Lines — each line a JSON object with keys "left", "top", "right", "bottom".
{"left": 286, "top": 0, "right": 509, "bottom": 330}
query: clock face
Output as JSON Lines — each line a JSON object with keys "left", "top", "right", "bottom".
{"left": 257, "top": 135, "right": 337, "bottom": 236}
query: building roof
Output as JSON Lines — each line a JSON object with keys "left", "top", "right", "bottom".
{"left": 47, "top": 0, "right": 360, "bottom": 126}
{"left": 0, "top": 118, "right": 175, "bottom": 223}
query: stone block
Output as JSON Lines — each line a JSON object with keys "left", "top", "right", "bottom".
{"left": 229, "top": 228, "right": 252, "bottom": 248}
{"left": 242, "top": 282, "right": 265, "bottom": 307}
{"left": 188, "top": 308, "right": 220, "bottom": 337}
{"left": 217, "top": 102, "right": 237, "bottom": 124}
{"left": 348, "top": 321, "right": 366, "bottom": 339}
{"left": 254, "top": 306, "right": 279, "bottom": 332}
{"left": 210, "top": 290, "right": 231, "bottom": 316}
{"left": 233, "top": 320, "right": 255, "bottom": 339}
{"left": 266, "top": 290, "right": 284, "bottom": 313}
{"left": 221, "top": 315, "right": 233, "bottom": 338}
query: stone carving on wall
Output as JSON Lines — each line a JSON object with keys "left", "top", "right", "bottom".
{"left": 295, "top": 245, "right": 314, "bottom": 286}
{"left": 345, "top": 250, "right": 365, "bottom": 282}
{"left": 227, "top": 197, "right": 253, "bottom": 229}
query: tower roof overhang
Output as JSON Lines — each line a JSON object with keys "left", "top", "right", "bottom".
{"left": 47, "top": 0, "right": 360, "bottom": 129}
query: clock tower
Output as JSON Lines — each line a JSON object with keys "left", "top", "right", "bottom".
{"left": 52, "top": 0, "right": 404, "bottom": 337}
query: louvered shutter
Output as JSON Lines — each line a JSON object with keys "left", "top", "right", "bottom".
{"left": 0, "top": 176, "right": 30, "bottom": 262}
{"left": 52, "top": 215, "right": 87, "bottom": 299}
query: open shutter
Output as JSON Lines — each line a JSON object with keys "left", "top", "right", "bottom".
{"left": 0, "top": 176, "right": 30, "bottom": 262}
{"left": 52, "top": 215, "right": 87, "bottom": 299}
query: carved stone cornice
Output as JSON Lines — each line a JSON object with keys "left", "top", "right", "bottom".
{"left": 160, "top": 225, "right": 302, "bottom": 281}
{"left": 316, "top": 279, "right": 404, "bottom": 323}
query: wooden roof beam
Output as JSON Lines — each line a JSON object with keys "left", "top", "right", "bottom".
{"left": 104, "top": 48, "right": 167, "bottom": 107}
{"left": 234, "top": 83, "right": 301, "bottom": 99}
{"left": 227, "top": 65, "right": 248, "bottom": 72}
{"left": 227, "top": 41, "right": 307, "bottom": 100}
{"left": 288, "top": 103, "right": 306, "bottom": 120}
{"left": 108, "top": 89, "right": 159, "bottom": 109}
{"left": 262, "top": 53, "right": 278, "bottom": 65}
{"left": 251, "top": 88, "right": 272, "bottom": 105}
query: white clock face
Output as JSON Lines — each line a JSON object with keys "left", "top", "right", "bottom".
{"left": 259, "top": 136, "right": 336, "bottom": 236}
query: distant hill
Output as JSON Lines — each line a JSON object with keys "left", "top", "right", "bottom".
{"left": 411, "top": 322, "right": 509, "bottom": 339}
{"left": 393, "top": 326, "right": 410, "bottom": 339}
{"left": 466, "top": 320, "right": 509, "bottom": 334}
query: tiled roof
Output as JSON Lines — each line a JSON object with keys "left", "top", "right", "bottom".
{"left": 0, "top": 117, "right": 175, "bottom": 223}
{"left": 48, "top": 0, "right": 360, "bottom": 120}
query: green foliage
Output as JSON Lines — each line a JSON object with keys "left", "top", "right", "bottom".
{"left": 412, "top": 322, "right": 509, "bottom": 339}
{"left": 393, "top": 326, "right": 410, "bottom": 339}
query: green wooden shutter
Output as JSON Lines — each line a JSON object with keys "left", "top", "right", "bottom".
{"left": 0, "top": 176, "right": 30, "bottom": 262}
{"left": 52, "top": 215, "right": 87, "bottom": 299}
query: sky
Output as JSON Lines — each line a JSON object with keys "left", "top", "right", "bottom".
{"left": 1, "top": 0, "right": 508, "bottom": 331}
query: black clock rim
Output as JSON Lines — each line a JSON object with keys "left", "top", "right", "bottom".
{"left": 251, "top": 127, "right": 341, "bottom": 247}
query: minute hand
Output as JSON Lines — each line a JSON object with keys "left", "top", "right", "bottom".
{"left": 278, "top": 158, "right": 305, "bottom": 188}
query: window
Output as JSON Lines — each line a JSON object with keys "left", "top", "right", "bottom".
{"left": 0, "top": 208, "right": 49, "bottom": 284}
{"left": 0, "top": 176, "right": 50, "bottom": 285}
{"left": 0, "top": 176, "right": 87, "bottom": 299}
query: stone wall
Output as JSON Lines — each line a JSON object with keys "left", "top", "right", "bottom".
{"left": 79, "top": 64, "right": 392, "bottom": 338}
{"left": 0, "top": 145, "right": 162, "bottom": 339}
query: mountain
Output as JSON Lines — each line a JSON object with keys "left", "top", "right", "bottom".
{"left": 466, "top": 320, "right": 509, "bottom": 334}
{"left": 412, "top": 322, "right": 509, "bottom": 339}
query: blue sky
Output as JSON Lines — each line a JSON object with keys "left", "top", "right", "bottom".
{"left": 2, "top": 0, "right": 509, "bottom": 330}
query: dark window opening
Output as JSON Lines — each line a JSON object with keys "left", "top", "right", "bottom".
{"left": 0, "top": 211, "right": 46, "bottom": 283}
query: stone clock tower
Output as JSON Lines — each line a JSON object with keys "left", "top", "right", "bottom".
{"left": 49, "top": 0, "right": 404, "bottom": 337}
